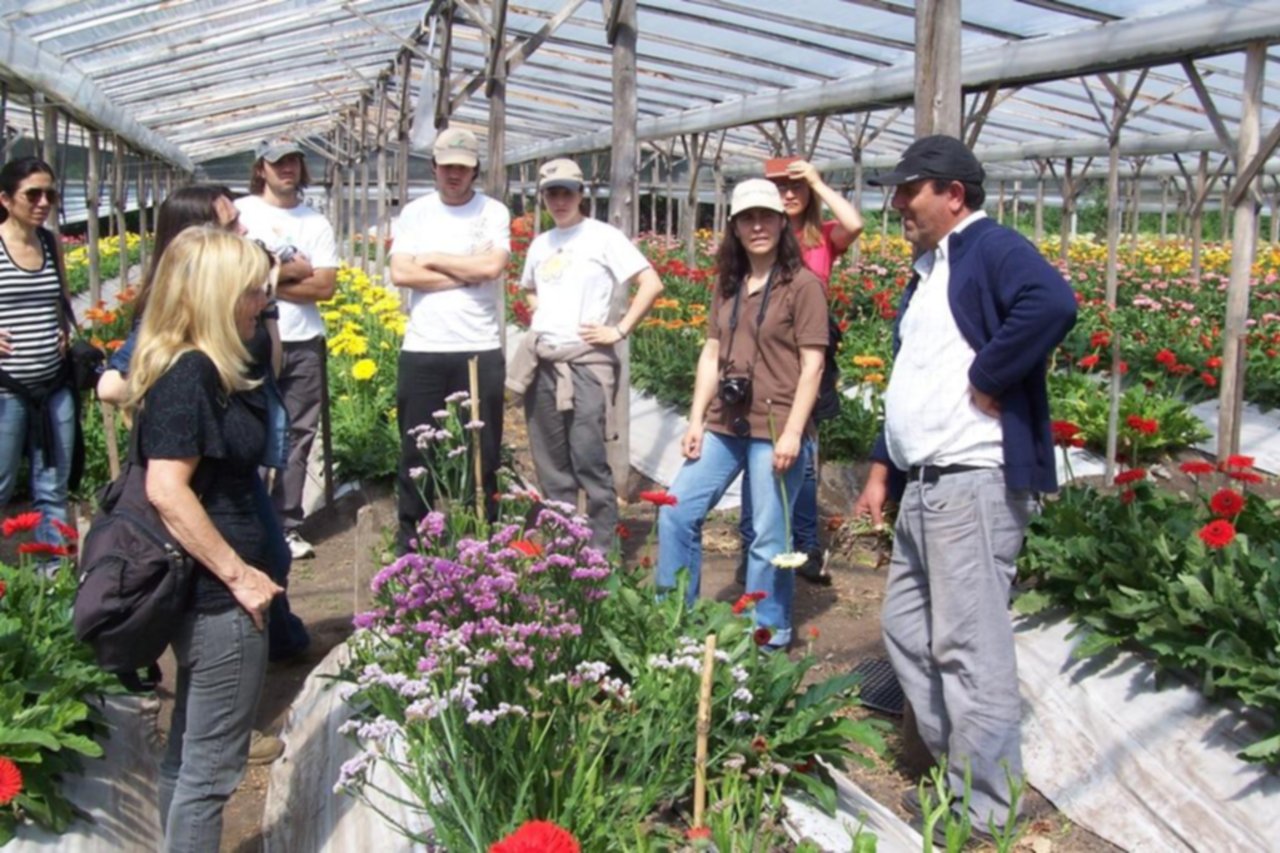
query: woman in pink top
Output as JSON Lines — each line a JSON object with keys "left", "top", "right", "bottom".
{"left": 737, "top": 157, "right": 864, "bottom": 585}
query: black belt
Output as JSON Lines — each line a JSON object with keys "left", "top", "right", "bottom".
{"left": 907, "top": 464, "right": 989, "bottom": 484}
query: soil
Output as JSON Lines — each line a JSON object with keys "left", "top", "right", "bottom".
{"left": 14, "top": 398, "right": 1219, "bottom": 852}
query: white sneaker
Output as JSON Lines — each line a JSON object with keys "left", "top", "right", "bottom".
{"left": 285, "top": 531, "right": 315, "bottom": 560}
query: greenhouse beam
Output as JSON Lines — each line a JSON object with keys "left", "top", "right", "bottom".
{"left": 0, "top": 20, "right": 192, "bottom": 171}
{"left": 504, "top": 0, "right": 1280, "bottom": 165}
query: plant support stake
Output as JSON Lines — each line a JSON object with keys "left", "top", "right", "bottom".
{"left": 468, "top": 356, "right": 484, "bottom": 519}
{"left": 693, "top": 633, "right": 717, "bottom": 829}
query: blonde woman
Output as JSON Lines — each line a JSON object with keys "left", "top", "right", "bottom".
{"left": 126, "top": 226, "right": 282, "bottom": 852}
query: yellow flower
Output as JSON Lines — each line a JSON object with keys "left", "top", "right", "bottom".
{"left": 351, "top": 359, "right": 378, "bottom": 381}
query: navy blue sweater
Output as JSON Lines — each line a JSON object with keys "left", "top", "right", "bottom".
{"left": 872, "top": 216, "right": 1078, "bottom": 497}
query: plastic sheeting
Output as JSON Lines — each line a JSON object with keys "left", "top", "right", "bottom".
{"left": 1016, "top": 614, "right": 1280, "bottom": 852}
{"left": 10, "top": 695, "right": 162, "bottom": 851}
{"left": 1191, "top": 400, "right": 1280, "bottom": 476}
{"left": 261, "top": 643, "right": 930, "bottom": 852}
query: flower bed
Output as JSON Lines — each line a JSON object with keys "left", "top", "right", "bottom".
{"left": 0, "top": 516, "right": 119, "bottom": 844}
{"left": 1016, "top": 454, "right": 1280, "bottom": 765}
{"left": 334, "top": 405, "right": 886, "bottom": 849}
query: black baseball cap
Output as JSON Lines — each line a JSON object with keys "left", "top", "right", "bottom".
{"left": 867, "top": 134, "right": 985, "bottom": 187}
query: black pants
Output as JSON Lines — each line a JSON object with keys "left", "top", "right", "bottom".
{"left": 396, "top": 348, "right": 504, "bottom": 550}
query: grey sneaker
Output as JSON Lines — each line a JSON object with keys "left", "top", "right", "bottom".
{"left": 285, "top": 530, "right": 315, "bottom": 560}
{"left": 248, "top": 730, "right": 284, "bottom": 765}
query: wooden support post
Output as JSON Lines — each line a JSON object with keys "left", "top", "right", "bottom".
{"left": 1191, "top": 152, "right": 1208, "bottom": 283}
{"left": 665, "top": 150, "right": 675, "bottom": 238}
{"left": 347, "top": 157, "right": 358, "bottom": 266}
{"left": 1034, "top": 163, "right": 1046, "bottom": 245}
{"left": 1160, "top": 176, "right": 1169, "bottom": 239}
{"left": 1219, "top": 42, "right": 1266, "bottom": 461}
{"left": 359, "top": 97, "right": 371, "bottom": 273}
{"left": 375, "top": 145, "right": 389, "bottom": 277}
{"left": 914, "top": 0, "right": 962, "bottom": 138}
{"left": 692, "top": 634, "right": 717, "bottom": 831}
{"left": 86, "top": 130, "right": 102, "bottom": 305}
{"left": 486, "top": 0, "right": 509, "bottom": 203}
{"left": 1103, "top": 108, "right": 1124, "bottom": 483}
{"left": 136, "top": 161, "right": 148, "bottom": 276}
{"left": 1059, "top": 158, "right": 1073, "bottom": 265}
{"left": 608, "top": 0, "right": 638, "bottom": 494}
{"left": 114, "top": 139, "right": 129, "bottom": 289}
{"left": 40, "top": 105, "right": 59, "bottom": 242}
{"left": 1011, "top": 179, "right": 1021, "bottom": 232}
{"left": 996, "top": 180, "right": 1005, "bottom": 224}
{"left": 397, "top": 53, "right": 412, "bottom": 212}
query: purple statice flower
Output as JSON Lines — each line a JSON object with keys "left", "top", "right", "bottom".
{"left": 333, "top": 749, "right": 376, "bottom": 793}
{"left": 731, "top": 687, "right": 754, "bottom": 704}
{"left": 465, "top": 702, "right": 527, "bottom": 726}
{"left": 352, "top": 608, "right": 387, "bottom": 630}
{"left": 417, "top": 512, "right": 446, "bottom": 540}
{"left": 464, "top": 419, "right": 485, "bottom": 431}
{"left": 408, "top": 466, "right": 428, "bottom": 480}
{"left": 444, "top": 390, "right": 470, "bottom": 404}
{"left": 447, "top": 446, "right": 468, "bottom": 459}
{"left": 357, "top": 715, "right": 403, "bottom": 743}
{"left": 432, "top": 409, "right": 450, "bottom": 421}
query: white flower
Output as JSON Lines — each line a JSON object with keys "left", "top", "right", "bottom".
{"left": 771, "top": 551, "right": 809, "bottom": 569}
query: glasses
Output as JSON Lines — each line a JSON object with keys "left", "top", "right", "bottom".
{"left": 20, "top": 187, "right": 59, "bottom": 205}
{"left": 773, "top": 180, "right": 805, "bottom": 196}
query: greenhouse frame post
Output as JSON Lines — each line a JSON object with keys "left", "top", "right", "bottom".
{"left": 915, "top": 0, "right": 961, "bottom": 138}
{"left": 113, "top": 138, "right": 129, "bottom": 290}
{"left": 41, "top": 103, "right": 60, "bottom": 241}
{"left": 1218, "top": 42, "right": 1266, "bottom": 460}
{"left": 86, "top": 130, "right": 102, "bottom": 305}
{"left": 485, "top": 0, "right": 509, "bottom": 204}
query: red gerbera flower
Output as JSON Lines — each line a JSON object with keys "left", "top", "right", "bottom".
{"left": 1124, "top": 416, "right": 1159, "bottom": 435}
{"left": 753, "top": 627, "right": 773, "bottom": 647}
{"left": 732, "top": 594, "right": 755, "bottom": 615}
{"left": 614, "top": 522, "right": 631, "bottom": 540}
{"left": 1120, "top": 489, "right": 1137, "bottom": 505}
{"left": 1209, "top": 488, "right": 1245, "bottom": 518}
{"left": 18, "top": 542, "right": 71, "bottom": 557}
{"left": 1090, "top": 331, "right": 1111, "bottom": 349}
{"left": 1205, "top": 356, "right": 1222, "bottom": 369}
{"left": 510, "top": 540, "right": 542, "bottom": 558}
{"left": 1155, "top": 349, "right": 1178, "bottom": 368}
{"left": 1224, "top": 454, "right": 1256, "bottom": 470}
{"left": 2, "top": 511, "right": 42, "bottom": 538}
{"left": 1228, "top": 471, "right": 1265, "bottom": 485}
{"left": 490, "top": 820, "right": 580, "bottom": 853}
{"left": 0, "top": 580, "right": 6, "bottom": 601}
{"left": 1051, "top": 420, "right": 1082, "bottom": 447}
{"left": 750, "top": 735, "right": 769, "bottom": 753}
{"left": 1201, "top": 372, "right": 1218, "bottom": 388}
{"left": 638, "top": 489, "right": 678, "bottom": 507}
{"left": 1197, "top": 519, "right": 1236, "bottom": 549}
{"left": 685, "top": 827, "right": 713, "bottom": 841}
{"left": 52, "top": 518, "right": 79, "bottom": 541}
{"left": 1113, "top": 468, "right": 1147, "bottom": 485}
{"left": 1078, "top": 354, "right": 1100, "bottom": 369}
{"left": 1180, "top": 461, "right": 1215, "bottom": 476}
{"left": 0, "top": 756, "right": 22, "bottom": 805}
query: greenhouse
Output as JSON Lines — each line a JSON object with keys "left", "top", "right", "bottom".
{"left": 1, "top": 0, "right": 1279, "bottom": 851}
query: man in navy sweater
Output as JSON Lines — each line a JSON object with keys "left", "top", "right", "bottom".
{"left": 854, "top": 136, "right": 1076, "bottom": 837}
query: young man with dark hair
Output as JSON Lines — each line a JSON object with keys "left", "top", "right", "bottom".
{"left": 236, "top": 139, "right": 338, "bottom": 560}
{"left": 855, "top": 135, "right": 1076, "bottom": 840}
{"left": 389, "top": 127, "right": 510, "bottom": 551}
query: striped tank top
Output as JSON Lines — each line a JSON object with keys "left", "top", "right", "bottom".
{"left": 0, "top": 231, "right": 63, "bottom": 391}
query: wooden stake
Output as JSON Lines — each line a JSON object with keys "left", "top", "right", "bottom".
{"left": 693, "top": 633, "right": 718, "bottom": 829}
{"left": 468, "top": 356, "right": 484, "bottom": 518}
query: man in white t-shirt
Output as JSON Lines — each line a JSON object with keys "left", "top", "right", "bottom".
{"left": 512, "top": 158, "right": 663, "bottom": 549}
{"left": 236, "top": 139, "right": 339, "bottom": 560}
{"left": 389, "top": 127, "right": 510, "bottom": 551}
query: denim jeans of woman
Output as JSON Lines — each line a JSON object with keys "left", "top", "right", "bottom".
{"left": 0, "top": 386, "right": 74, "bottom": 546}
{"left": 159, "top": 606, "right": 268, "bottom": 853}
{"left": 738, "top": 436, "right": 819, "bottom": 556}
{"left": 656, "top": 431, "right": 805, "bottom": 647}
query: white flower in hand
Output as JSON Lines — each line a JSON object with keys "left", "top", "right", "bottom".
{"left": 771, "top": 552, "right": 808, "bottom": 569}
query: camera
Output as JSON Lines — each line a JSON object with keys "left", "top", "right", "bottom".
{"left": 718, "top": 375, "right": 752, "bottom": 407}
{"left": 277, "top": 245, "right": 300, "bottom": 264}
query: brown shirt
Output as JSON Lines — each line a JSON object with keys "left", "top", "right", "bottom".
{"left": 706, "top": 266, "right": 828, "bottom": 440}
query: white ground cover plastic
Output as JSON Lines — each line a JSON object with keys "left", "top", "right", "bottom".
{"left": 1016, "top": 614, "right": 1280, "bottom": 852}
{"left": 1191, "top": 399, "right": 1280, "bottom": 475}
{"left": 9, "top": 695, "right": 162, "bottom": 852}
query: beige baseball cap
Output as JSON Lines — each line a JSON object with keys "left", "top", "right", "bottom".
{"left": 538, "top": 158, "right": 585, "bottom": 191}
{"left": 729, "top": 179, "right": 785, "bottom": 217}
{"left": 433, "top": 127, "right": 479, "bottom": 167}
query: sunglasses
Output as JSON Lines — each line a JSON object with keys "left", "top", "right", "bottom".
{"left": 772, "top": 180, "right": 805, "bottom": 196}
{"left": 19, "top": 187, "right": 59, "bottom": 205}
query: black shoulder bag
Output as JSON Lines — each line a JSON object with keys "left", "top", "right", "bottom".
{"left": 73, "top": 411, "right": 205, "bottom": 691}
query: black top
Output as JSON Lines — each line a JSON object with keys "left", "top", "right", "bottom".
{"left": 139, "top": 350, "right": 268, "bottom": 613}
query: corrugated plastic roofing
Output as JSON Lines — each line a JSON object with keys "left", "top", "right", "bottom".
{"left": 0, "top": 0, "right": 1277, "bottom": 181}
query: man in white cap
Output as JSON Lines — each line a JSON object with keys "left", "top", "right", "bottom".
{"left": 507, "top": 158, "right": 663, "bottom": 550}
{"left": 389, "top": 127, "right": 510, "bottom": 551}
{"left": 237, "top": 138, "right": 339, "bottom": 561}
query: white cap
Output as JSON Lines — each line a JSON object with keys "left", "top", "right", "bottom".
{"left": 432, "top": 127, "right": 479, "bottom": 167}
{"left": 729, "top": 179, "right": 785, "bottom": 217}
{"left": 538, "top": 158, "right": 585, "bottom": 191}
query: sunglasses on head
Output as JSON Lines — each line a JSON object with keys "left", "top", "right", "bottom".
{"left": 19, "top": 187, "right": 59, "bottom": 205}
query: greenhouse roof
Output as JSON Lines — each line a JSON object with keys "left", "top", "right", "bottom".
{"left": 1, "top": 0, "right": 1278, "bottom": 181}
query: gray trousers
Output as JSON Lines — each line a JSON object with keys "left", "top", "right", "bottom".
{"left": 272, "top": 336, "right": 326, "bottom": 532}
{"left": 881, "top": 467, "right": 1036, "bottom": 830}
{"left": 525, "top": 362, "right": 616, "bottom": 551}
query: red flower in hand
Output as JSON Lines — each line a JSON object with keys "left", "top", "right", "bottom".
{"left": 0, "top": 756, "right": 22, "bottom": 805}
{"left": 638, "top": 489, "right": 678, "bottom": 507}
{"left": 1198, "top": 519, "right": 1236, "bottom": 549}
{"left": 2, "top": 511, "right": 42, "bottom": 538}
{"left": 1180, "top": 461, "right": 1215, "bottom": 476}
{"left": 490, "top": 820, "right": 580, "bottom": 853}
{"left": 1209, "top": 488, "right": 1245, "bottom": 518}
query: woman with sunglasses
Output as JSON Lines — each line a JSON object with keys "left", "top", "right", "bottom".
{"left": 0, "top": 157, "right": 76, "bottom": 555}
{"left": 735, "top": 157, "right": 865, "bottom": 586}
{"left": 656, "top": 180, "right": 828, "bottom": 650}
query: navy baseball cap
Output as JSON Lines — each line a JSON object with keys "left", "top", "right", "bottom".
{"left": 867, "top": 135, "right": 985, "bottom": 186}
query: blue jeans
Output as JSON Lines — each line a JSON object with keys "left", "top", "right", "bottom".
{"left": 0, "top": 387, "right": 74, "bottom": 546}
{"left": 159, "top": 606, "right": 269, "bottom": 853}
{"left": 657, "top": 430, "right": 805, "bottom": 647}
{"left": 739, "top": 436, "right": 819, "bottom": 554}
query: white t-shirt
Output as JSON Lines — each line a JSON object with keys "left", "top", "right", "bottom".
{"left": 391, "top": 192, "right": 511, "bottom": 352}
{"left": 520, "top": 218, "right": 651, "bottom": 348}
{"left": 235, "top": 195, "right": 339, "bottom": 342}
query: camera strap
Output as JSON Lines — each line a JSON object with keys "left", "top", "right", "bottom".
{"left": 723, "top": 266, "right": 776, "bottom": 378}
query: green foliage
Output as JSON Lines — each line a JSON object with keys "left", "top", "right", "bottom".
{"left": 0, "top": 556, "right": 119, "bottom": 840}
{"left": 1017, "top": 472, "right": 1280, "bottom": 765}
{"left": 1048, "top": 372, "right": 1212, "bottom": 461}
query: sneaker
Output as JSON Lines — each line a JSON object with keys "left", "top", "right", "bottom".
{"left": 734, "top": 553, "right": 747, "bottom": 586}
{"left": 248, "top": 730, "right": 284, "bottom": 765}
{"left": 285, "top": 530, "right": 315, "bottom": 560}
{"left": 796, "top": 548, "right": 832, "bottom": 586}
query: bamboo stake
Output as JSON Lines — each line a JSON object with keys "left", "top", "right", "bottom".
{"left": 693, "top": 633, "right": 718, "bottom": 830}
{"left": 468, "top": 356, "right": 484, "bottom": 519}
